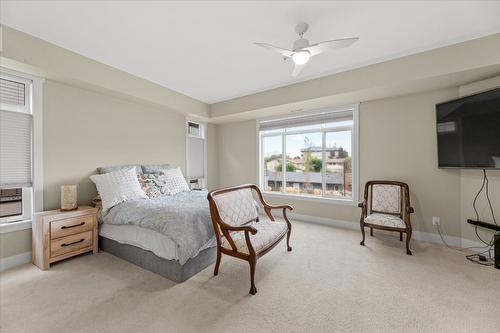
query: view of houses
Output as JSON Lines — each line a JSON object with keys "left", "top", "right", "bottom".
{"left": 264, "top": 144, "right": 352, "bottom": 198}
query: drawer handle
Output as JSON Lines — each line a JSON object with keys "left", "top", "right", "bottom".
{"left": 61, "top": 222, "right": 85, "bottom": 229}
{"left": 61, "top": 238, "right": 85, "bottom": 247}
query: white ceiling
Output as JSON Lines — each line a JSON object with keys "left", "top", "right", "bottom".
{"left": 2, "top": 1, "right": 500, "bottom": 104}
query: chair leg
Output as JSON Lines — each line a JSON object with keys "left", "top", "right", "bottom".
{"left": 360, "top": 222, "right": 366, "bottom": 246}
{"left": 249, "top": 258, "right": 257, "bottom": 295}
{"left": 406, "top": 229, "right": 412, "bottom": 255}
{"left": 370, "top": 228, "right": 373, "bottom": 237}
{"left": 286, "top": 224, "right": 292, "bottom": 252}
{"left": 213, "top": 248, "right": 221, "bottom": 276}
{"left": 400, "top": 232, "right": 403, "bottom": 242}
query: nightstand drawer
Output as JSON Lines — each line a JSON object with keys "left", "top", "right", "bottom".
{"left": 50, "top": 231, "right": 93, "bottom": 258}
{"left": 50, "top": 215, "right": 94, "bottom": 239}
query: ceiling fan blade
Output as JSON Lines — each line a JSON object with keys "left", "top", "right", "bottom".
{"left": 292, "top": 63, "right": 305, "bottom": 77}
{"left": 255, "top": 43, "right": 294, "bottom": 58}
{"left": 302, "top": 37, "right": 359, "bottom": 56}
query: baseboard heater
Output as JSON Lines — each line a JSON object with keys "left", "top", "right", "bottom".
{"left": 467, "top": 219, "right": 500, "bottom": 232}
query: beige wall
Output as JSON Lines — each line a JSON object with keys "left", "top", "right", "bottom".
{"left": 360, "top": 89, "right": 462, "bottom": 237}
{"left": 217, "top": 120, "right": 258, "bottom": 187}
{"left": 216, "top": 87, "right": 500, "bottom": 241}
{"left": 0, "top": 229, "right": 31, "bottom": 259}
{"left": 43, "top": 80, "right": 189, "bottom": 210}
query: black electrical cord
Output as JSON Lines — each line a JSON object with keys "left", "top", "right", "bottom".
{"left": 468, "top": 169, "right": 497, "bottom": 265}
{"left": 466, "top": 245, "right": 495, "bottom": 266}
{"left": 484, "top": 169, "right": 498, "bottom": 228}
{"left": 474, "top": 225, "right": 494, "bottom": 246}
{"left": 472, "top": 169, "right": 487, "bottom": 222}
{"left": 472, "top": 170, "right": 492, "bottom": 245}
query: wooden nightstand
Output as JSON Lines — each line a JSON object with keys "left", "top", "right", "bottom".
{"left": 32, "top": 206, "right": 98, "bottom": 270}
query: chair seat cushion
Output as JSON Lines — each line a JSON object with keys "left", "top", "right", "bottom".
{"left": 365, "top": 213, "right": 406, "bottom": 229}
{"left": 221, "top": 216, "right": 288, "bottom": 254}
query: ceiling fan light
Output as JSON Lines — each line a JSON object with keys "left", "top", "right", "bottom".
{"left": 292, "top": 51, "right": 310, "bottom": 65}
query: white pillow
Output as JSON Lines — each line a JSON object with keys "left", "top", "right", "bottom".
{"left": 163, "top": 168, "right": 190, "bottom": 195}
{"left": 90, "top": 168, "right": 147, "bottom": 211}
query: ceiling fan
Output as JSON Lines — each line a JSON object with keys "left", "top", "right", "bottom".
{"left": 255, "top": 22, "right": 359, "bottom": 77}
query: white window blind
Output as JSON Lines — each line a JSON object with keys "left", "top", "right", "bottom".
{"left": 187, "top": 136, "right": 205, "bottom": 178}
{"left": 259, "top": 110, "right": 353, "bottom": 131}
{"left": 187, "top": 121, "right": 201, "bottom": 137}
{"left": 0, "top": 74, "right": 33, "bottom": 188}
{"left": 0, "top": 110, "right": 32, "bottom": 187}
{"left": 0, "top": 78, "right": 26, "bottom": 107}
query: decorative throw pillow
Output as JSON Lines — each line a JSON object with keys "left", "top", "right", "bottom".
{"left": 141, "top": 164, "right": 171, "bottom": 174}
{"left": 97, "top": 164, "right": 143, "bottom": 175}
{"left": 154, "top": 174, "right": 170, "bottom": 195}
{"left": 90, "top": 168, "right": 148, "bottom": 211}
{"left": 163, "top": 168, "right": 190, "bottom": 195}
{"left": 137, "top": 174, "right": 163, "bottom": 198}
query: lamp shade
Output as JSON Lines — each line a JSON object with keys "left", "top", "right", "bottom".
{"left": 60, "top": 185, "right": 78, "bottom": 211}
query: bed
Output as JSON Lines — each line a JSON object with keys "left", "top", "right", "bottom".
{"left": 95, "top": 166, "right": 217, "bottom": 282}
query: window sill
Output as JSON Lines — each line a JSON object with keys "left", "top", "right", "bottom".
{"left": 262, "top": 191, "right": 357, "bottom": 206}
{"left": 0, "top": 220, "right": 32, "bottom": 234}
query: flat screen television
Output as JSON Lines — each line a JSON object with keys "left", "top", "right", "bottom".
{"left": 436, "top": 87, "right": 500, "bottom": 169}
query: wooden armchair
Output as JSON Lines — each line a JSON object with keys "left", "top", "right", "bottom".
{"left": 359, "top": 181, "right": 414, "bottom": 255}
{"left": 207, "top": 184, "right": 293, "bottom": 295}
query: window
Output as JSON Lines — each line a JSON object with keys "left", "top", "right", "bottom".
{"left": 186, "top": 120, "right": 207, "bottom": 189}
{"left": 187, "top": 121, "right": 201, "bottom": 137}
{"left": 258, "top": 105, "right": 358, "bottom": 203}
{"left": 0, "top": 69, "right": 43, "bottom": 224}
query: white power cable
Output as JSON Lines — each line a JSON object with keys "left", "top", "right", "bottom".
{"left": 436, "top": 224, "right": 494, "bottom": 256}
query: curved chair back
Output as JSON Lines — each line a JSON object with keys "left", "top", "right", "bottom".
{"left": 210, "top": 187, "right": 258, "bottom": 227}
{"left": 364, "top": 180, "right": 410, "bottom": 219}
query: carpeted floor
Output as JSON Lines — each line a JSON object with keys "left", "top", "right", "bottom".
{"left": 1, "top": 221, "right": 499, "bottom": 333}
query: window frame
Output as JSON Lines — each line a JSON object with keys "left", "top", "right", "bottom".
{"left": 0, "top": 68, "right": 44, "bottom": 229}
{"left": 257, "top": 104, "right": 359, "bottom": 206}
{"left": 0, "top": 75, "right": 31, "bottom": 114}
{"left": 185, "top": 118, "right": 207, "bottom": 189}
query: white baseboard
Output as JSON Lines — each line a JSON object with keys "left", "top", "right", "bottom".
{"left": 0, "top": 252, "right": 32, "bottom": 272}
{"left": 279, "top": 211, "right": 485, "bottom": 249}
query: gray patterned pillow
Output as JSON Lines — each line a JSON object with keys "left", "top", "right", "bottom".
{"left": 141, "top": 164, "right": 171, "bottom": 174}
{"left": 98, "top": 164, "right": 143, "bottom": 175}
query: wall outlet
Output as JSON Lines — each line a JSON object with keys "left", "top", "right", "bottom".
{"left": 432, "top": 216, "right": 441, "bottom": 226}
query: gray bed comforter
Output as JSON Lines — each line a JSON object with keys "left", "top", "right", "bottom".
{"left": 102, "top": 190, "right": 214, "bottom": 265}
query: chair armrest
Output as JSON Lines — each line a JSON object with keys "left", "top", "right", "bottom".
{"left": 220, "top": 223, "right": 258, "bottom": 254}
{"left": 224, "top": 224, "right": 258, "bottom": 235}
{"left": 406, "top": 207, "right": 414, "bottom": 214}
{"left": 265, "top": 204, "right": 293, "bottom": 211}
{"left": 251, "top": 185, "right": 293, "bottom": 211}
{"left": 358, "top": 201, "right": 368, "bottom": 220}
